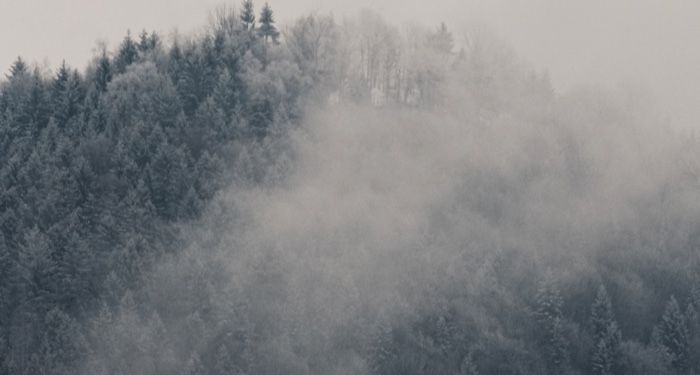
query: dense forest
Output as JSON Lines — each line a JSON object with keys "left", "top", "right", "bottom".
{"left": 2, "top": 1, "right": 700, "bottom": 374}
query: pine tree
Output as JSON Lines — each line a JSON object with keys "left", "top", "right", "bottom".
{"left": 535, "top": 274, "right": 570, "bottom": 374}
{"left": 692, "top": 279, "right": 700, "bottom": 311}
{"left": 240, "top": 0, "right": 256, "bottom": 31}
{"left": 590, "top": 285, "right": 622, "bottom": 375}
{"left": 51, "top": 61, "right": 70, "bottom": 117}
{"left": 0, "top": 232, "right": 17, "bottom": 324}
{"left": 195, "top": 151, "right": 224, "bottom": 200}
{"left": 431, "top": 22, "right": 454, "bottom": 54}
{"left": 51, "top": 62, "right": 82, "bottom": 126}
{"left": 39, "top": 308, "right": 87, "bottom": 375}
{"left": 19, "top": 227, "right": 56, "bottom": 304}
{"left": 6, "top": 56, "right": 27, "bottom": 79}
{"left": 685, "top": 301, "right": 700, "bottom": 373}
{"left": 115, "top": 31, "right": 139, "bottom": 73}
{"left": 26, "top": 67, "right": 51, "bottom": 131}
{"left": 257, "top": 3, "right": 280, "bottom": 43}
{"left": 146, "top": 141, "right": 189, "bottom": 220}
{"left": 591, "top": 285, "right": 614, "bottom": 339}
{"left": 212, "top": 69, "right": 242, "bottom": 123}
{"left": 138, "top": 30, "right": 160, "bottom": 55}
{"left": 53, "top": 61, "right": 70, "bottom": 92}
{"left": 654, "top": 296, "right": 690, "bottom": 373}
{"left": 94, "top": 48, "right": 113, "bottom": 92}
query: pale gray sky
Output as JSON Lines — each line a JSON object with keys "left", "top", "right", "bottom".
{"left": 1, "top": 0, "right": 699, "bottom": 127}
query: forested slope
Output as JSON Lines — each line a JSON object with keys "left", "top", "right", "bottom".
{"left": 2, "top": 2, "right": 700, "bottom": 375}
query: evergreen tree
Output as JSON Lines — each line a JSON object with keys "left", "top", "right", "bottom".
{"left": 590, "top": 285, "right": 621, "bottom": 375}
{"left": 240, "top": 0, "right": 256, "bottom": 31}
{"left": 51, "top": 61, "right": 70, "bottom": 119}
{"left": 94, "top": 48, "right": 113, "bottom": 92}
{"left": 52, "top": 61, "right": 70, "bottom": 95}
{"left": 212, "top": 69, "right": 242, "bottom": 123}
{"left": 146, "top": 141, "right": 189, "bottom": 220}
{"left": 195, "top": 151, "right": 224, "bottom": 200}
{"left": 173, "top": 45, "right": 205, "bottom": 115}
{"left": 257, "top": 3, "right": 280, "bottom": 43}
{"left": 430, "top": 22, "right": 454, "bottom": 54}
{"left": 19, "top": 227, "right": 56, "bottom": 305}
{"left": 138, "top": 29, "right": 160, "bottom": 55}
{"left": 654, "top": 296, "right": 690, "bottom": 373}
{"left": 114, "top": 31, "right": 138, "bottom": 74}
{"left": 0, "top": 232, "right": 17, "bottom": 325}
{"left": 39, "top": 308, "right": 87, "bottom": 375}
{"left": 26, "top": 68, "right": 51, "bottom": 131}
{"left": 6, "top": 56, "right": 27, "bottom": 79}
{"left": 535, "top": 274, "right": 570, "bottom": 374}
{"left": 51, "top": 62, "right": 82, "bottom": 126}
{"left": 686, "top": 301, "right": 700, "bottom": 373}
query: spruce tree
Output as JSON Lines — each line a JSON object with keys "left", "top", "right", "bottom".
{"left": 26, "top": 67, "right": 51, "bottom": 131}
{"left": 54, "top": 60, "right": 70, "bottom": 86}
{"left": 654, "top": 296, "right": 690, "bottom": 373}
{"left": 431, "top": 22, "right": 454, "bottom": 54}
{"left": 94, "top": 49, "right": 113, "bottom": 92}
{"left": 212, "top": 69, "right": 241, "bottom": 122}
{"left": 590, "top": 285, "right": 622, "bottom": 375}
{"left": 51, "top": 62, "right": 82, "bottom": 126}
{"left": 6, "top": 56, "right": 27, "bottom": 79}
{"left": 685, "top": 301, "right": 700, "bottom": 373}
{"left": 240, "top": 0, "right": 256, "bottom": 31}
{"left": 39, "top": 308, "right": 87, "bottom": 375}
{"left": 591, "top": 285, "right": 615, "bottom": 339}
{"left": 51, "top": 61, "right": 70, "bottom": 117}
{"left": 0, "top": 232, "right": 16, "bottom": 324}
{"left": 535, "top": 274, "right": 570, "bottom": 374}
{"left": 257, "top": 3, "right": 280, "bottom": 43}
{"left": 115, "top": 31, "right": 139, "bottom": 73}
{"left": 137, "top": 29, "right": 160, "bottom": 55}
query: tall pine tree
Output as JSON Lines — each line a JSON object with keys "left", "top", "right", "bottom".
{"left": 590, "top": 285, "right": 621, "bottom": 375}
{"left": 6, "top": 57, "right": 27, "bottom": 79}
{"left": 257, "top": 3, "right": 280, "bottom": 43}
{"left": 114, "top": 31, "right": 139, "bottom": 74}
{"left": 94, "top": 48, "right": 113, "bottom": 93}
{"left": 654, "top": 296, "right": 690, "bottom": 373}
{"left": 240, "top": 0, "right": 256, "bottom": 31}
{"left": 535, "top": 274, "right": 570, "bottom": 375}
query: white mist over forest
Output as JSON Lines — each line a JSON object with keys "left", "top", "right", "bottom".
{"left": 1, "top": 2, "right": 700, "bottom": 375}
{"left": 3, "top": 0, "right": 700, "bottom": 128}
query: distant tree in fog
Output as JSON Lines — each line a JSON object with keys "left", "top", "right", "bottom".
{"left": 654, "top": 296, "right": 690, "bottom": 373}
{"left": 240, "top": 0, "right": 256, "bottom": 31}
{"left": 257, "top": 3, "right": 279, "bottom": 43}
{"left": 590, "top": 285, "right": 622, "bottom": 375}
{"left": 535, "top": 274, "right": 570, "bottom": 374}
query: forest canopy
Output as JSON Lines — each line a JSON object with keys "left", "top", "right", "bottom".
{"left": 1, "top": 2, "right": 700, "bottom": 375}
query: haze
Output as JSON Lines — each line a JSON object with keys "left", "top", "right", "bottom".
{"left": 4, "top": 1, "right": 700, "bottom": 373}
{"left": 2, "top": 0, "right": 699, "bottom": 128}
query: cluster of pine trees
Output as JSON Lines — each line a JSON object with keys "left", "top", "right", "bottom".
{"left": 0, "top": 2, "right": 301, "bottom": 373}
{"left": 363, "top": 273, "right": 700, "bottom": 375}
{"left": 2, "top": 2, "right": 700, "bottom": 375}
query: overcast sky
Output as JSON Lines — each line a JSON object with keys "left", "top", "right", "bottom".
{"left": 1, "top": 0, "right": 699, "bottom": 127}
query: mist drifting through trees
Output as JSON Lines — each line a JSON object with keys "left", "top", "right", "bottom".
{"left": 1, "top": 2, "right": 700, "bottom": 375}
